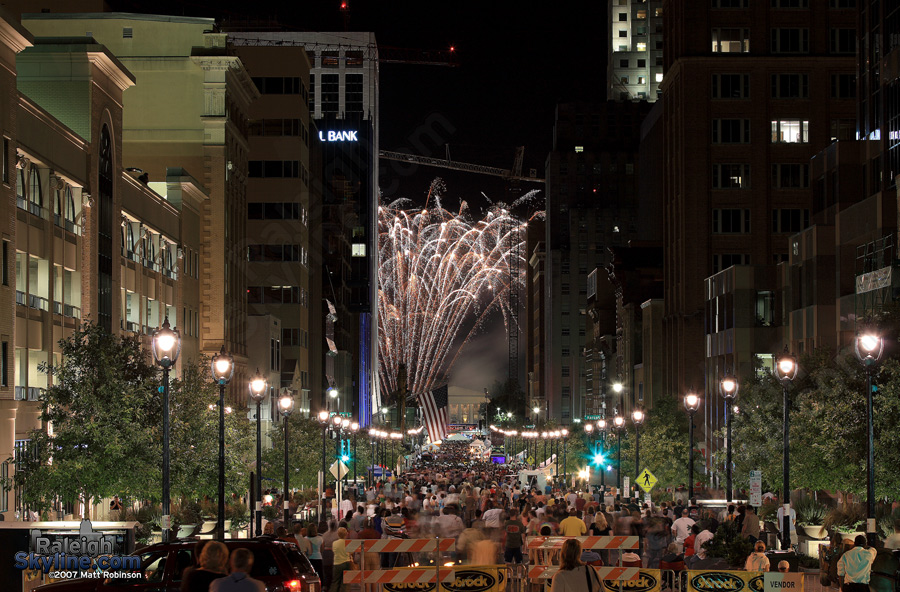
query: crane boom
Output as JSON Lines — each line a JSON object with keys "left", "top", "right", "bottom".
{"left": 379, "top": 150, "right": 544, "bottom": 184}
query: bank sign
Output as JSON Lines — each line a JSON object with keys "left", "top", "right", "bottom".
{"left": 319, "top": 130, "right": 359, "bottom": 142}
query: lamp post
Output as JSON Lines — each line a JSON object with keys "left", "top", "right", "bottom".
{"left": 775, "top": 347, "right": 799, "bottom": 551}
{"left": 211, "top": 346, "right": 234, "bottom": 541}
{"left": 333, "top": 415, "right": 344, "bottom": 517}
{"left": 613, "top": 415, "right": 624, "bottom": 492}
{"left": 351, "top": 422, "right": 360, "bottom": 490}
{"left": 597, "top": 419, "right": 607, "bottom": 490}
{"left": 632, "top": 407, "right": 645, "bottom": 478}
{"left": 248, "top": 370, "right": 267, "bottom": 536}
{"left": 151, "top": 317, "right": 180, "bottom": 543}
{"left": 317, "top": 409, "right": 330, "bottom": 521}
{"left": 278, "top": 389, "right": 294, "bottom": 525}
{"left": 856, "top": 331, "right": 885, "bottom": 547}
{"left": 720, "top": 374, "right": 739, "bottom": 502}
{"left": 541, "top": 432, "right": 548, "bottom": 469}
{"left": 561, "top": 429, "right": 568, "bottom": 488}
{"left": 683, "top": 392, "right": 701, "bottom": 501}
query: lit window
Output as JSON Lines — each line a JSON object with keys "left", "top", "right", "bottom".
{"left": 575, "top": 146, "right": 584, "bottom": 153}
{"left": 655, "top": 73, "right": 664, "bottom": 82}
{"left": 638, "top": 76, "right": 646, "bottom": 84}
{"left": 770, "top": 120, "right": 809, "bottom": 143}
{"left": 352, "top": 244, "right": 366, "bottom": 257}
{"left": 636, "top": 42, "right": 647, "bottom": 51}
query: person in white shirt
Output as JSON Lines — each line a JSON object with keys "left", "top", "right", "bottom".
{"left": 776, "top": 505, "right": 797, "bottom": 549}
{"left": 694, "top": 527, "right": 715, "bottom": 560}
{"left": 483, "top": 505, "right": 504, "bottom": 529}
{"left": 838, "top": 535, "right": 877, "bottom": 592}
{"left": 671, "top": 510, "right": 696, "bottom": 553}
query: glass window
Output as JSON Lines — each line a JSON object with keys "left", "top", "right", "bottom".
{"left": 712, "top": 164, "right": 750, "bottom": 189}
{"left": 830, "top": 28, "right": 855, "bottom": 54}
{"left": 771, "top": 28, "right": 809, "bottom": 53}
{"left": 712, "top": 28, "right": 750, "bottom": 52}
{"left": 772, "top": 208, "right": 810, "bottom": 233}
{"left": 711, "top": 209, "right": 751, "bottom": 233}
{"left": 712, "top": 74, "right": 750, "bottom": 98}
{"left": 830, "top": 73, "right": 856, "bottom": 98}
{"left": 771, "top": 120, "right": 809, "bottom": 143}
{"left": 712, "top": 119, "right": 751, "bottom": 143}
{"left": 771, "top": 74, "right": 809, "bottom": 99}
{"left": 772, "top": 164, "right": 810, "bottom": 188}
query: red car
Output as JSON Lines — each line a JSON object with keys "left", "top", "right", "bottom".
{"left": 34, "top": 538, "right": 321, "bottom": 592}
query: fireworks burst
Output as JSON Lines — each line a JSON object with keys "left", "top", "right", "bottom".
{"left": 378, "top": 185, "right": 533, "bottom": 401}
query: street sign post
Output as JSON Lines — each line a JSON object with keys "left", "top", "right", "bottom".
{"left": 330, "top": 460, "right": 350, "bottom": 480}
{"left": 749, "top": 470, "right": 762, "bottom": 506}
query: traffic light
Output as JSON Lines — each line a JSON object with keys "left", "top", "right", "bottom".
{"left": 592, "top": 452, "right": 605, "bottom": 466}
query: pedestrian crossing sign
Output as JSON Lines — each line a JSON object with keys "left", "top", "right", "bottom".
{"left": 637, "top": 468, "right": 657, "bottom": 492}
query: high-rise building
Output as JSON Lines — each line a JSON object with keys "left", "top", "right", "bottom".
{"left": 228, "top": 32, "right": 380, "bottom": 425}
{"left": 0, "top": 5, "right": 204, "bottom": 516}
{"left": 22, "top": 12, "right": 259, "bottom": 403}
{"left": 608, "top": 0, "right": 664, "bottom": 101}
{"left": 661, "top": 0, "right": 856, "bottom": 465}
{"left": 544, "top": 101, "right": 652, "bottom": 424}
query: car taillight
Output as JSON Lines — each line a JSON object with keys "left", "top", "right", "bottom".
{"left": 285, "top": 580, "right": 302, "bottom": 591}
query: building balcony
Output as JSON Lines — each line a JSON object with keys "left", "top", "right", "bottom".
{"left": 15, "top": 291, "right": 26, "bottom": 306}
{"left": 28, "top": 294, "right": 48, "bottom": 311}
{"left": 14, "top": 386, "right": 42, "bottom": 401}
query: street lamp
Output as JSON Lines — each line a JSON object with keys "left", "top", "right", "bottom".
{"left": 248, "top": 369, "right": 267, "bottom": 536}
{"left": 612, "top": 382, "right": 623, "bottom": 394}
{"left": 317, "top": 410, "right": 329, "bottom": 520}
{"left": 856, "top": 330, "right": 884, "bottom": 547}
{"left": 775, "top": 346, "right": 798, "bottom": 551}
{"left": 351, "top": 421, "right": 360, "bottom": 489}
{"left": 613, "top": 414, "right": 625, "bottom": 492}
{"left": 211, "top": 346, "right": 234, "bottom": 541}
{"left": 561, "top": 429, "right": 569, "bottom": 488}
{"left": 632, "top": 407, "right": 645, "bottom": 479}
{"left": 683, "top": 392, "right": 701, "bottom": 501}
{"left": 720, "top": 374, "right": 739, "bottom": 502}
{"left": 278, "top": 389, "right": 294, "bottom": 525}
{"left": 151, "top": 317, "right": 180, "bottom": 543}
{"left": 596, "top": 419, "right": 608, "bottom": 491}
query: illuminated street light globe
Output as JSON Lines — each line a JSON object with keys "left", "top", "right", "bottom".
{"left": 211, "top": 345, "right": 234, "bottom": 385}
{"left": 855, "top": 332, "right": 884, "bottom": 365}
{"left": 327, "top": 386, "right": 339, "bottom": 399}
{"left": 596, "top": 419, "right": 607, "bottom": 431}
{"left": 684, "top": 392, "right": 701, "bottom": 413}
{"left": 613, "top": 415, "right": 625, "bottom": 429}
{"left": 249, "top": 369, "right": 267, "bottom": 403}
{"left": 584, "top": 423, "right": 593, "bottom": 434}
{"left": 151, "top": 317, "right": 181, "bottom": 368}
{"left": 720, "top": 374, "right": 739, "bottom": 400}
{"left": 277, "top": 389, "right": 294, "bottom": 417}
{"left": 351, "top": 422, "right": 360, "bottom": 433}
{"left": 317, "top": 410, "right": 330, "bottom": 424}
{"left": 612, "top": 382, "right": 623, "bottom": 394}
{"left": 632, "top": 408, "right": 646, "bottom": 426}
{"left": 533, "top": 406, "right": 540, "bottom": 414}
{"left": 775, "top": 346, "right": 799, "bottom": 382}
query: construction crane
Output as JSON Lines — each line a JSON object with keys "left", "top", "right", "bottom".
{"left": 379, "top": 146, "right": 544, "bottom": 184}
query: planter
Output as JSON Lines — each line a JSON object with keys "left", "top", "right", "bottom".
{"left": 801, "top": 524, "right": 828, "bottom": 539}
{"left": 199, "top": 520, "right": 232, "bottom": 539}
{"left": 177, "top": 524, "right": 197, "bottom": 538}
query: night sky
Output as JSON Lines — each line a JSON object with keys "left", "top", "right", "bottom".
{"left": 116, "top": 0, "right": 610, "bottom": 394}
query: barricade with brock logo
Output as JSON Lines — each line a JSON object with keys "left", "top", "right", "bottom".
{"left": 376, "top": 566, "right": 506, "bottom": 592}
{"left": 688, "top": 571, "right": 764, "bottom": 592}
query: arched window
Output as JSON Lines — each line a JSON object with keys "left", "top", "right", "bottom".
{"left": 65, "top": 186, "right": 77, "bottom": 225}
{"left": 28, "top": 166, "right": 42, "bottom": 209}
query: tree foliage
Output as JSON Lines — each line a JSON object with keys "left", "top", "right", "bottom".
{"left": 10, "top": 324, "right": 159, "bottom": 517}
{"left": 8, "top": 323, "right": 255, "bottom": 516}
{"left": 725, "top": 348, "right": 900, "bottom": 499}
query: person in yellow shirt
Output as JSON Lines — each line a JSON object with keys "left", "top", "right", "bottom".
{"left": 560, "top": 508, "right": 587, "bottom": 536}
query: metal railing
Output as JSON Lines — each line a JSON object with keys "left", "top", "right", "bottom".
{"left": 15, "top": 291, "right": 26, "bottom": 306}
{"left": 28, "top": 294, "right": 48, "bottom": 311}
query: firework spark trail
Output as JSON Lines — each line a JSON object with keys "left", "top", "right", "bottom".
{"left": 378, "top": 195, "right": 528, "bottom": 403}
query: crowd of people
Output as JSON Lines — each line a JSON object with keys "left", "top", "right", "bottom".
{"left": 180, "top": 438, "right": 891, "bottom": 592}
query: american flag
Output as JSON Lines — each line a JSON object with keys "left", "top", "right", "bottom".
{"left": 420, "top": 385, "right": 449, "bottom": 443}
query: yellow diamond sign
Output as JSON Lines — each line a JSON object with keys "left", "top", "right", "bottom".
{"left": 637, "top": 468, "right": 657, "bottom": 492}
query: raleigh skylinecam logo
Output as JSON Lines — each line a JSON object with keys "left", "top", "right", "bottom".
{"left": 14, "top": 519, "right": 142, "bottom": 580}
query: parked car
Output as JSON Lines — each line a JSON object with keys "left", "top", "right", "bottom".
{"left": 34, "top": 537, "right": 321, "bottom": 592}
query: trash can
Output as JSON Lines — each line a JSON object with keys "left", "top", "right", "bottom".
{"left": 766, "top": 550, "right": 798, "bottom": 571}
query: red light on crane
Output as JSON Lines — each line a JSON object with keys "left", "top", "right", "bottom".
{"left": 340, "top": 2, "right": 348, "bottom": 9}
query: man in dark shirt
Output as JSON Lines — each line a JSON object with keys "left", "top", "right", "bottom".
{"left": 504, "top": 509, "right": 524, "bottom": 564}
